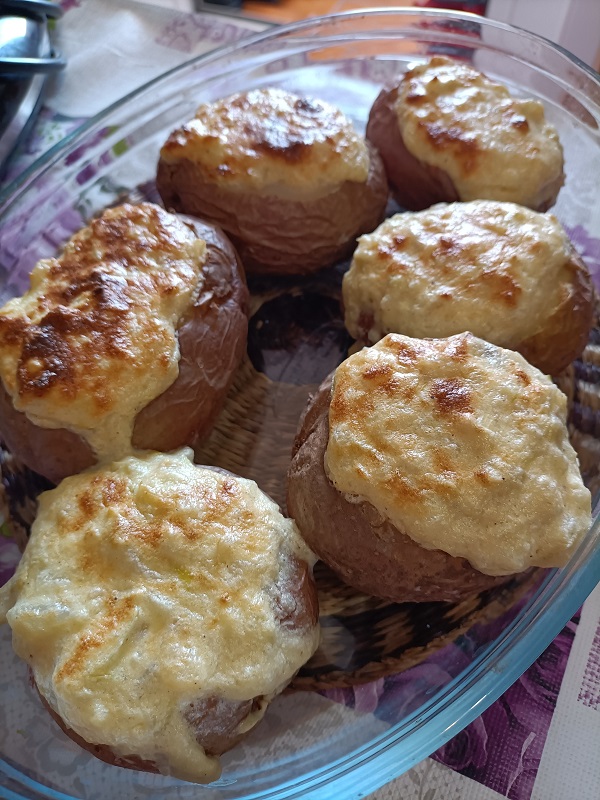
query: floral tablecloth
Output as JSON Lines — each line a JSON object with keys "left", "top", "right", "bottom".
{"left": 1, "top": 2, "right": 600, "bottom": 799}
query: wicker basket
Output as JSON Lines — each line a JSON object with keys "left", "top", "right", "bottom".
{"left": 1, "top": 268, "right": 596, "bottom": 692}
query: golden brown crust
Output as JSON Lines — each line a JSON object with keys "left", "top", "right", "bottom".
{"left": 0, "top": 216, "right": 248, "bottom": 484}
{"left": 287, "top": 376, "right": 509, "bottom": 603}
{"left": 366, "top": 86, "right": 460, "bottom": 211}
{"left": 156, "top": 141, "right": 389, "bottom": 275}
{"left": 518, "top": 246, "right": 595, "bottom": 375}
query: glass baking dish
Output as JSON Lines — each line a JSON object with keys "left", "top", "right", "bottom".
{"left": 1, "top": 8, "right": 600, "bottom": 800}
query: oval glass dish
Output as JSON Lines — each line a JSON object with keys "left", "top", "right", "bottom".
{"left": 1, "top": 8, "right": 600, "bottom": 800}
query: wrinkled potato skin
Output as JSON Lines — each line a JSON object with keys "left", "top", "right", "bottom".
{"left": 366, "top": 86, "right": 564, "bottom": 213}
{"left": 366, "top": 86, "right": 460, "bottom": 211}
{"left": 132, "top": 217, "right": 249, "bottom": 450}
{"left": 0, "top": 218, "right": 248, "bottom": 485}
{"left": 518, "top": 247, "right": 595, "bottom": 375}
{"left": 157, "top": 142, "right": 389, "bottom": 275}
{"left": 0, "top": 384, "right": 97, "bottom": 483}
{"left": 287, "top": 377, "right": 509, "bottom": 604}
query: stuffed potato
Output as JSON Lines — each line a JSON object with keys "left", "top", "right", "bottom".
{"left": 0, "top": 203, "right": 248, "bottom": 483}
{"left": 342, "top": 201, "right": 594, "bottom": 375}
{"left": 287, "top": 333, "right": 591, "bottom": 603}
{"left": 366, "top": 56, "right": 564, "bottom": 212}
{"left": 0, "top": 449, "right": 319, "bottom": 783}
{"left": 157, "top": 87, "right": 389, "bottom": 275}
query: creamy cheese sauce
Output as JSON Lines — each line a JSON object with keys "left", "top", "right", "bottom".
{"left": 395, "top": 56, "right": 564, "bottom": 208}
{"left": 325, "top": 334, "right": 591, "bottom": 576}
{"left": 160, "top": 87, "right": 370, "bottom": 198}
{"left": 0, "top": 449, "right": 319, "bottom": 783}
{"left": 343, "top": 201, "right": 573, "bottom": 345}
{"left": 0, "top": 203, "right": 206, "bottom": 462}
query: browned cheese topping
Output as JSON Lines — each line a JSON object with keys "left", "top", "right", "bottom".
{"left": 395, "top": 56, "right": 564, "bottom": 208}
{"left": 325, "top": 333, "right": 591, "bottom": 576}
{"left": 343, "top": 201, "right": 575, "bottom": 346}
{"left": 0, "top": 203, "right": 206, "bottom": 460}
{"left": 0, "top": 450, "right": 319, "bottom": 783}
{"left": 160, "top": 87, "right": 369, "bottom": 198}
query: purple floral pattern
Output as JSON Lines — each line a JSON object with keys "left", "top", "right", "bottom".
{"left": 432, "top": 616, "right": 579, "bottom": 799}
{"left": 155, "top": 14, "right": 254, "bottom": 54}
{"left": 320, "top": 603, "right": 581, "bottom": 800}
{"left": 565, "top": 224, "right": 600, "bottom": 288}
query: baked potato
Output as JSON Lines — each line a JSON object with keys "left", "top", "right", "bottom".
{"left": 366, "top": 56, "right": 564, "bottom": 212}
{"left": 0, "top": 203, "right": 248, "bottom": 484}
{"left": 0, "top": 449, "right": 319, "bottom": 783}
{"left": 287, "top": 334, "right": 591, "bottom": 603}
{"left": 342, "top": 201, "right": 594, "bottom": 376}
{"left": 157, "top": 87, "right": 389, "bottom": 275}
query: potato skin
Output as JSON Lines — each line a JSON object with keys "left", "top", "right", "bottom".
{"left": 0, "top": 217, "right": 248, "bottom": 485}
{"left": 366, "top": 86, "right": 460, "bottom": 211}
{"left": 156, "top": 142, "right": 389, "bottom": 275}
{"left": 131, "top": 217, "right": 249, "bottom": 451}
{"left": 287, "top": 376, "right": 509, "bottom": 604}
{"left": 518, "top": 246, "right": 595, "bottom": 375}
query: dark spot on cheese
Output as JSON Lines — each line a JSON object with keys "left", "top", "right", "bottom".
{"left": 392, "top": 234, "right": 408, "bottom": 249}
{"left": 16, "top": 322, "right": 75, "bottom": 396}
{"left": 363, "top": 363, "right": 393, "bottom": 381}
{"left": 294, "top": 97, "right": 322, "bottom": 116}
{"left": 475, "top": 469, "right": 492, "bottom": 485}
{"left": 385, "top": 337, "right": 418, "bottom": 365}
{"left": 433, "top": 449, "right": 456, "bottom": 475}
{"left": 384, "top": 471, "right": 421, "bottom": 503}
{"left": 77, "top": 488, "right": 98, "bottom": 521}
{"left": 405, "top": 86, "right": 428, "bottom": 104}
{"left": 480, "top": 269, "right": 522, "bottom": 307}
{"left": 510, "top": 114, "right": 529, "bottom": 132}
{"left": 250, "top": 124, "right": 312, "bottom": 163}
{"left": 422, "top": 122, "right": 479, "bottom": 173}
{"left": 515, "top": 368, "right": 531, "bottom": 386}
{"left": 429, "top": 378, "right": 473, "bottom": 414}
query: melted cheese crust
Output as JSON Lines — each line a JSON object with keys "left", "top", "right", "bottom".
{"left": 160, "top": 87, "right": 370, "bottom": 198}
{"left": 344, "top": 201, "right": 573, "bottom": 345}
{"left": 0, "top": 203, "right": 206, "bottom": 462}
{"left": 0, "top": 449, "right": 319, "bottom": 783}
{"left": 325, "top": 334, "right": 590, "bottom": 576}
{"left": 395, "top": 56, "right": 564, "bottom": 208}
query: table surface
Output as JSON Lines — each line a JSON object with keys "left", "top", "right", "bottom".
{"left": 1, "top": 2, "right": 600, "bottom": 799}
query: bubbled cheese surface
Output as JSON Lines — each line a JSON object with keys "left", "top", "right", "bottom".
{"left": 325, "top": 334, "right": 591, "bottom": 576}
{"left": 0, "top": 203, "right": 206, "bottom": 462}
{"left": 159, "top": 87, "right": 370, "bottom": 198}
{"left": 343, "top": 201, "right": 574, "bottom": 345}
{"left": 0, "top": 449, "right": 319, "bottom": 783}
{"left": 395, "top": 56, "right": 563, "bottom": 208}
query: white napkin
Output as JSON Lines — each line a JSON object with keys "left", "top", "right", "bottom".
{"left": 47, "top": 0, "right": 266, "bottom": 118}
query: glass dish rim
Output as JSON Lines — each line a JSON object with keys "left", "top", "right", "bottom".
{"left": 2, "top": 4, "right": 600, "bottom": 208}
{"left": 1, "top": 7, "right": 600, "bottom": 799}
